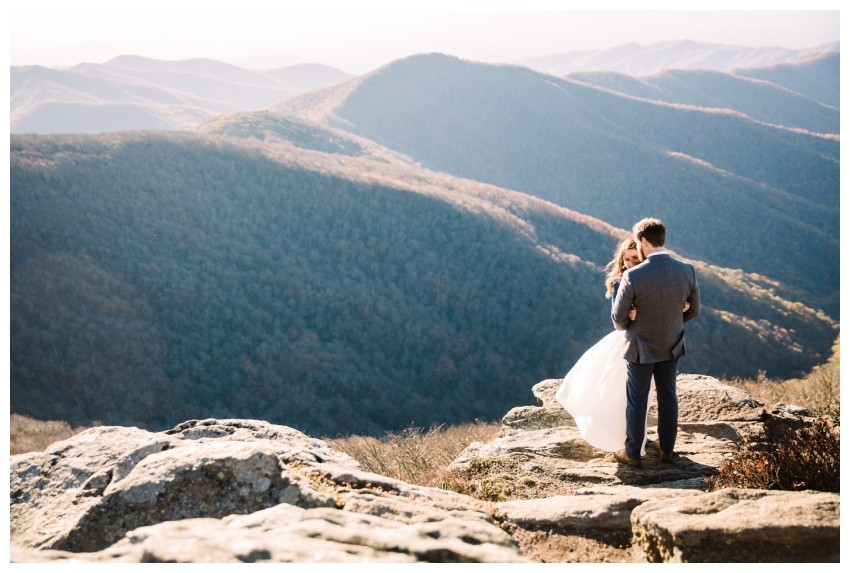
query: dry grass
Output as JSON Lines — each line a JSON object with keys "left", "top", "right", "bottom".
{"left": 725, "top": 364, "right": 839, "bottom": 416}
{"left": 723, "top": 337, "right": 840, "bottom": 418}
{"left": 326, "top": 421, "right": 501, "bottom": 489}
{"left": 10, "top": 413, "right": 89, "bottom": 455}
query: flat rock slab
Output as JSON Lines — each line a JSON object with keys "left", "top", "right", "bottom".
{"left": 451, "top": 421, "right": 744, "bottom": 496}
{"left": 497, "top": 486, "right": 703, "bottom": 531}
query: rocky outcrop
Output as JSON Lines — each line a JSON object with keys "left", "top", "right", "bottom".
{"left": 9, "top": 375, "right": 840, "bottom": 563}
{"left": 451, "top": 374, "right": 840, "bottom": 562}
{"left": 10, "top": 419, "right": 524, "bottom": 563}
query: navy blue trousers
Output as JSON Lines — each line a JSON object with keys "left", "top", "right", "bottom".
{"left": 625, "top": 359, "right": 679, "bottom": 459}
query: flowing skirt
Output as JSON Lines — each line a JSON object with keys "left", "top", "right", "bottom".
{"left": 555, "top": 330, "right": 652, "bottom": 455}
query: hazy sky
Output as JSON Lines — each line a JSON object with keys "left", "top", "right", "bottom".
{"left": 8, "top": 1, "right": 842, "bottom": 73}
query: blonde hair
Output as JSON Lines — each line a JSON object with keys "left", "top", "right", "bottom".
{"left": 604, "top": 236, "right": 637, "bottom": 299}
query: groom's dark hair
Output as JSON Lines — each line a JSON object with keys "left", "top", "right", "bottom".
{"left": 633, "top": 218, "right": 666, "bottom": 247}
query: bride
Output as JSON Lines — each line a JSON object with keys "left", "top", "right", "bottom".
{"left": 556, "top": 236, "right": 687, "bottom": 455}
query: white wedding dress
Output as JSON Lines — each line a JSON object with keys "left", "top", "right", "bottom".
{"left": 555, "top": 330, "right": 652, "bottom": 455}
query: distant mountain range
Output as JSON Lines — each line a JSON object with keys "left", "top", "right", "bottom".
{"left": 518, "top": 40, "right": 839, "bottom": 76}
{"left": 11, "top": 56, "right": 353, "bottom": 133}
{"left": 9, "top": 42, "right": 841, "bottom": 436}
{"left": 11, "top": 41, "right": 838, "bottom": 135}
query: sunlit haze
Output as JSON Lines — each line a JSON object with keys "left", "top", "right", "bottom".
{"left": 9, "top": 1, "right": 841, "bottom": 74}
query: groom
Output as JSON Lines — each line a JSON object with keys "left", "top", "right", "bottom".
{"left": 611, "top": 218, "right": 700, "bottom": 467}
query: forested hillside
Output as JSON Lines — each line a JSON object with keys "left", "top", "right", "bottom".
{"left": 274, "top": 53, "right": 839, "bottom": 319}
{"left": 10, "top": 132, "right": 837, "bottom": 436}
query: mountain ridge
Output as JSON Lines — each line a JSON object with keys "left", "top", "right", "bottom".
{"left": 272, "top": 53, "right": 838, "bottom": 318}
{"left": 567, "top": 53, "right": 838, "bottom": 134}
{"left": 733, "top": 51, "right": 840, "bottom": 109}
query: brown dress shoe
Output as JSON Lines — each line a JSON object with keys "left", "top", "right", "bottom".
{"left": 613, "top": 449, "right": 642, "bottom": 467}
{"left": 654, "top": 440, "right": 674, "bottom": 463}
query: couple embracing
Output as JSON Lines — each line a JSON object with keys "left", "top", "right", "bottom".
{"left": 556, "top": 218, "right": 700, "bottom": 467}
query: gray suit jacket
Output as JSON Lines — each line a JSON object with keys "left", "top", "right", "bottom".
{"left": 611, "top": 253, "right": 700, "bottom": 363}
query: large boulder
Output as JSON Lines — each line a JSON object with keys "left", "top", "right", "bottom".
{"left": 10, "top": 419, "right": 526, "bottom": 563}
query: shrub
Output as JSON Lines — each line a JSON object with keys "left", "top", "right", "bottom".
{"left": 705, "top": 414, "right": 840, "bottom": 493}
